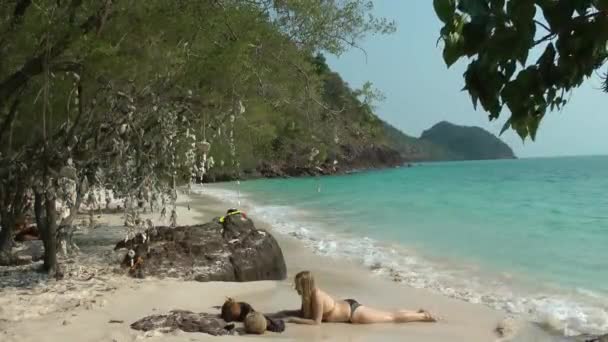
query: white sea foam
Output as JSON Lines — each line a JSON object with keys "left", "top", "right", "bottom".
{"left": 192, "top": 184, "right": 608, "bottom": 337}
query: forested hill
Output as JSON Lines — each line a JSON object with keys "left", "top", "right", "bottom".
{"left": 420, "top": 121, "right": 516, "bottom": 161}
{"left": 205, "top": 55, "right": 412, "bottom": 181}
{"left": 205, "top": 57, "right": 516, "bottom": 181}
{"left": 202, "top": 54, "right": 518, "bottom": 181}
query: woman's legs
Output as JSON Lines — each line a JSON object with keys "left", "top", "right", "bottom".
{"left": 350, "top": 306, "right": 436, "bottom": 324}
{"left": 396, "top": 309, "right": 437, "bottom": 323}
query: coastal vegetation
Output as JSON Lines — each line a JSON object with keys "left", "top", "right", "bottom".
{"left": 0, "top": 0, "right": 396, "bottom": 273}
{"left": 0, "top": 0, "right": 515, "bottom": 274}
{"left": 435, "top": 0, "right": 608, "bottom": 139}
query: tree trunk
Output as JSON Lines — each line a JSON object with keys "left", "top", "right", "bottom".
{"left": 0, "top": 184, "right": 11, "bottom": 263}
{"left": 34, "top": 190, "right": 44, "bottom": 231}
{"left": 0, "top": 182, "right": 25, "bottom": 265}
{"left": 58, "top": 178, "right": 84, "bottom": 256}
{"left": 43, "top": 194, "right": 58, "bottom": 274}
{"left": 0, "top": 212, "right": 14, "bottom": 265}
{"left": 35, "top": 189, "right": 58, "bottom": 274}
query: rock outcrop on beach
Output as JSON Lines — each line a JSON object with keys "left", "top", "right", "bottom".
{"left": 204, "top": 143, "right": 405, "bottom": 181}
{"left": 252, "top": 144, "right": 404, "bottom": 179}
{"left": 115, "top": 212, "right": 287, "bottom": 282}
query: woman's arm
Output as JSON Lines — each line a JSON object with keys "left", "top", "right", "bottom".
{"left": 286, "top": 316, "right": 319, "bottom": 325}
{"left": 266, "top": 309, "right": 302, "bottom": 319}
{"left": 288, "top": 292, "right": 323, "bottom": 325}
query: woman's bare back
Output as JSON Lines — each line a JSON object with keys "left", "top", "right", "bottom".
{"left": 314, "top": 289, "right": 351, "bottom": 322}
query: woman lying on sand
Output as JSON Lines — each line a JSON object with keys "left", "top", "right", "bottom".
{"left": 287, "top": 271, "right": 437, "bottom": 325}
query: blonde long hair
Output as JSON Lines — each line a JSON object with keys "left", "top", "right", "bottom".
{"left": 294, "top": 271, "right": 315, "bottom": 318}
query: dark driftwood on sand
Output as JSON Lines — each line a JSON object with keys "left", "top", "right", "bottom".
{"left": 130, "top": 310, "right": 234, "bottom": 336}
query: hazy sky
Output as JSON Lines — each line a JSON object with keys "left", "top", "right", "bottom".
{"left": 325, "top": 1, "right": 607, "bottom": 158}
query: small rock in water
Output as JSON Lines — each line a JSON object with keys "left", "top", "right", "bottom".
{"left": 369, "top": 262, "right": 382, "bottom": 271}
{"left": 495, "top": 316, "right": 521, "bottom": 339}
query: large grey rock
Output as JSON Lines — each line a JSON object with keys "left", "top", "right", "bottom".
{"left": 115, "top": 213, "right": 287, "bottom": 282}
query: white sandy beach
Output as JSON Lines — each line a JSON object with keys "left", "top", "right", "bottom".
{"left": 0, "top": 190, "right": 549, "bottom": 342}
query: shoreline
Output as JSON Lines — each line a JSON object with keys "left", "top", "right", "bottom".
{"left": 187, "top": 188, "right": 542, "bottom": 341}
{"left": 197, "top": 173, "right": 608, "bottom": 339}
{"left": 1, "top": 189, "right": 553, "bottom": 341}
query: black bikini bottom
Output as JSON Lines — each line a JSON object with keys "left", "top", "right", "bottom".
{"left": 343, "top": 299, "right": 361, "bottom": 318}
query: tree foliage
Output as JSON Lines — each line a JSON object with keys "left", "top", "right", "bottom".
{"left": 434, "top": 0, "right": 608, "bottom": 139}
{"left": 0, "top": 0, "right": 395, "bottom": 270}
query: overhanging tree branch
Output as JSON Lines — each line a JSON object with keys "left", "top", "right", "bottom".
{"left": 0, "top": 2, "right": 113, "bottom": 110}
{"left": 533, "top": 19, "right": 551, "bottom": 33}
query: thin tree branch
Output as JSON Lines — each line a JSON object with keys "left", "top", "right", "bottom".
{"left": 0, "top": 89, "right": 23, "bottom": 144}
{"left": 533, "top": 32, "right": 557, "bottom": 47}
{"left": 0, "top": 2, "right": 110, "bottom": 110}
{"left": 533, "top": 19, "right": 551, "bottom": 33}
{"left": 96, "top": 0, "right": 113, "bottom": 35}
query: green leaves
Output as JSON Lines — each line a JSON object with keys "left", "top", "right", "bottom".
{"left": 457, "top": 0, "right": 490, "bottom": 17}
{"left": 435, "top": 0, "right": 462, "bottom": 67}
{"left": 490, "top": 0, "right": 506, "bottom": 13}
{"left": 434, "top": 0, "right": 456, "bottom": 23}
{"left": 463, "top": 59, "right": 503, "bottom": 117}
{"left": 537, "top": 43, "right": 557, "bottom": 86}
{"left": 499, "top": 118, "right": 512, "bottom": 135}
{"left": 443, "top": 32, "right": 465, "bottom": 66}
{"left": 595, "top": 0, "right": 608, "bottom": 11}
{"left": 1, "top": 0, "right": 403, "bottom": 200}
{"left": 462, "top": 17, "right": 488, "bottom": 56}
{"left": 507, "top": 0, "right": 536, "bottom": 27}
{"left": 572, "top": 0, "right": 594, "bottom": 15}
{"left": 539, "top": 0, "right": 574, "bottom": 32}
{"left": 602, "top": 68, "right": 608, "bottom": 93}
{"left": 439, "top": 11, "right": 467, "bottom": 67}
{"left": 433, "top": 0, "right": 608, "bottom": 139}
{"left": 503, "top": 59, "right": 516, "bottom": 80}
{"left": 506, "top": 0, "right": 536, "bottom": 65}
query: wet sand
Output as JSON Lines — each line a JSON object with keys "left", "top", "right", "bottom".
{"left": 0, "top": 190, "right": 543, "bottom": 341}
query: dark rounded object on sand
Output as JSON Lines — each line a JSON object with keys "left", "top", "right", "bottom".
{"left": 15, "top": 225, "right": 40, "bottom": 241}
{"left": 244, "top": 312, "right": 267, "bottom": 335}
{"left": 221, "top": 299, "right": 241, "bottom": 322}
{"left": 221, "top": 299, "right": 254, "bottom": 322}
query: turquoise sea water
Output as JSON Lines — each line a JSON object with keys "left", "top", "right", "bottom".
{"left": 197, "top": 156, "right": 608, "bottom": 336}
